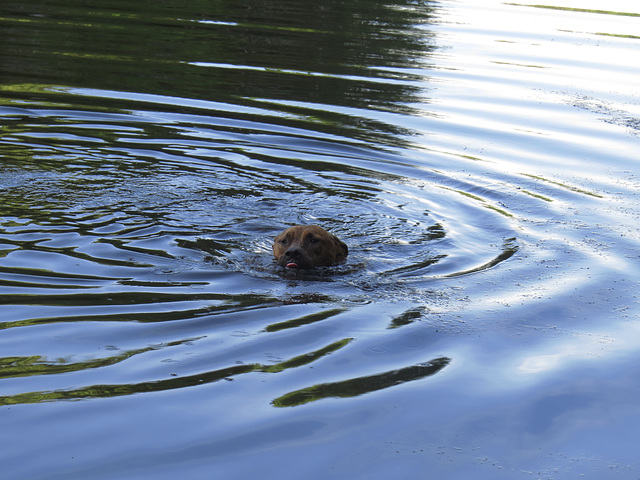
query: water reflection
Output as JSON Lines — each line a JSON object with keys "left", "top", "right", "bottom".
{"left": 1, "top": 0, "right": 437, "bottom": 144}
{"left": 273, "top": 357, "right": 450, "bottom": 407}
{"left": 0, "top": 336, "right": 354, "bottom": 405}
{"left": 2, "top": 0, "right": 639, "bottom": 478}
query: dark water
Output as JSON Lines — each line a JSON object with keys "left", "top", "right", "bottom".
{"left": 2, "top": 1, "right": 640, "bottom": 478}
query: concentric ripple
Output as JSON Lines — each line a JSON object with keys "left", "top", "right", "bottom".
{"left": 0, "top": 84, "right": 527, "bottom": 405}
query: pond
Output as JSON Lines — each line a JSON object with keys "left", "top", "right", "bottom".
{"left": 1, "top": 0, "right": 640, "bottom": 478}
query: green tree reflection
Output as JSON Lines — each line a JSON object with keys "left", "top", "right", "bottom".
{"left": 272, "top": 357, "right": 450, "bottom": 407}
{"left": 0, "top": 0, "right": 438, "bottom": 138}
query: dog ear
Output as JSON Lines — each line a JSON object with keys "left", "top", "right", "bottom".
{"left": 332, "top": 236, "right": 348, "bottom": 261}
{"left": 273, "top": 232, "right": 286, "bottom": 256}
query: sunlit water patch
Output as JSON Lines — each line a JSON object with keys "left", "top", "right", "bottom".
{"left": 1, "top": 0, "right": 640, "bottom": 479}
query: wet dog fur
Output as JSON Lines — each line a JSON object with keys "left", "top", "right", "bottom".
{"left": 273, "top": 225, "right": 348, "bottom": 269}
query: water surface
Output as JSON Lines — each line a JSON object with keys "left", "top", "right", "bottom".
{"left": 2, "top": 1, "right": 640, "bottom": 479}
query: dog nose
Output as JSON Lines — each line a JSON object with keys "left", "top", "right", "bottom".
{"left": 285, "top": 248, "right": 301, "bottom": 259}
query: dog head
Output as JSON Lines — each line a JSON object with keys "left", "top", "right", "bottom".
{"left": 273, "top": 225, "right": 348, "bottom": 269}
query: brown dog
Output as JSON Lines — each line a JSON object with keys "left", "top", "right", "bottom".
{"left": 273, "top": 225, "right": 348, "bottom": 269}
